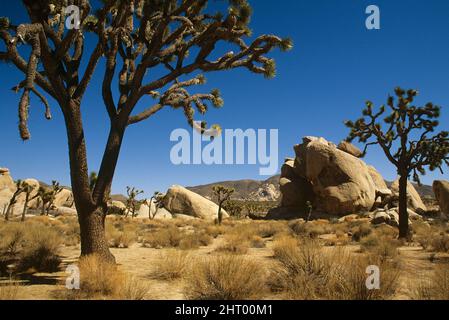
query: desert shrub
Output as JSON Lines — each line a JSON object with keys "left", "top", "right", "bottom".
{"left": 360, "top": 235, "right": 400, "bottom": 261}
{"left": 66, "top": 254, "right": 149, "bottom": 300}
{"left": 17, "top": 226, "right": 62, "bottom": 273}
{"left": 0, "top": 223, "right": 26, "bottom": 256}
{"left": 179, "top": 232, "right": 213, "bottom": 250}
{"left": 270, "top": 238, "right": 400, "bottom": 300}
{"left": 430, "top": 234, "right": 449, "bottom": 253}
{"left": 256, "top": 222, "right": 288, "bottom": 238}
{"left": 151, "top": 250, "right": 189, "bottom": 281}
{"left": 250, "top": 235, "right": 265, "bottom": 248}
{"left": 412, "top": 265, "right": 449, "bottom": 300}
{"left": 56, "top": 217, "right": 80, "bottom": 246}
{"left": 203, "top": 225, "right": 225, "bottom": 238}
{"left": 106, "top": 221, "right": 137, "bottom": 249}
{"left": 351, "top": 223, "right": 372, "bottom": 242}
{"left": 216, "top": 235, "right": 249, "bottom": 254}
{"left": 185, "top": 255, "right": 266, "bottom": 300}
{"left": 142, "top": 225, "right": 182, "bottom": 249}
{"left": 0, "top": 281, "right": 21, "bottom": 300}
{"left": 288, "top": 220, "right": 330, "bottom": 239}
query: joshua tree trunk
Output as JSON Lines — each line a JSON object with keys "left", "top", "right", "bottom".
{"left": 21, "top": 193, "right": 30, "bottom": 222}
{"left": 217, "top": 202, "right": 223, "bottom": 225}
{"left": 62, "top": 100, "right": 125, "bottom": 264}
{"left": 398, "top": 172, "right": 409, "bottom": 239}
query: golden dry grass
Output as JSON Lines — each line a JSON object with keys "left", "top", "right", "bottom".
{"left": 151, "top": 250, "right": 190, "bottom": 281}
{"left": 64, "top": 254, "right": 149, "bottom": 300}
{"left": 185, "top": 254, "right": 267, "bottom": 300}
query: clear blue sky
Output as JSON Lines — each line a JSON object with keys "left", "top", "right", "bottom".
{"left": 1, "top": 0, "right": 448, "bottom": 196}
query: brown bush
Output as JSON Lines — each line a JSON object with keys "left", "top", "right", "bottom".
{"left": 185, "top": 254, "right": 266, "bottom": 300}
{"left": 413, "top": 265, "right": 449, "bottom": 300}
{"left": 151, "top": 250, "right": 189, "bottom": 281}
{"left": 65, "top": 254, "right": 148, "bottom": 300}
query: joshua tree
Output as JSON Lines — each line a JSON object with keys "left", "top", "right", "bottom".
{"left": 212, "top": 185, "right": 234, "bottom": 225}
{"left": 125, "top": 186, "right": 144, "bottom": 218}
{"left": 5, "top": 180, "right": 26, "bottom": 221}
{"left": 0, "top": 1, "right": 291, "bottom": 262}
{"left": 21, "top": 181, "right": 41, "bottom": 221}
{"left": 345, "top": 88, "right": 449, "bottom": 238}
{"left": 148, "top": 191, "right": 165, "bottom": 219}
{"left": 38, "top": 180, "right": 63, "bottom": 216}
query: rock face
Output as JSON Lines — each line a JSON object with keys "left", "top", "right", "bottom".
{"left": 433, "top": 180, "right": 449, "bottom": 218}
{"left": 0, "top": 169, "right": 15, "bottom": 213}
{"left": 299, "top": 137, "right": 377, "bottom": 215}
{"left": 54, "top": 189, "right": 74, "bottom": 208}
{"left": 390, "top": 178, "right": 427, "bottom": 213}
{"left": 163, "top": 185, "right": 229, "bottom": 220}
{"left": 337, "top": 141, "right": 363, "bottom": 158}
{"left": 269, "top": 136, "right": 396, "bottom": 218}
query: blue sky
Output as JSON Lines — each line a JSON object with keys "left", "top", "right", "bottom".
{"left": 1, "top": 0, "right": 448, "bottom": 196}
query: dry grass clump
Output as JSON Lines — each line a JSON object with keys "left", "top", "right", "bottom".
{"left": 18, "top": 226, "right": 62, "bottom": 273}
{"left": 269, "top": 237, "right": 400, "bottom": 300}
{"left": 249, "top": 235, "right": 266, "bottom": 248}
{"left": 0, "top": 222, "right": 62, "bottom": 274}
{"left": 56, "top": 216, "right": 80, "bottom": 246}
{"left": 416, "top": 232, "right": 449, "bottom": 253}
{"left": 351, "top": 223, "right": 372, "bottom": 242}
{"left": 151, "top": 250, "right": 189, "bottom": 281}
{"left": 65, "top": 254, "right": 148, "bottom": 300}
{"left": 179, "top": 232, "right": 213, "bottom": 250}
{"left": 106, "top": 222, "right": 137, "bottom": 248}
{"left": 203, "top": 225, "right": 226, "bottom": 238}
{"left": 0, "top": 281, "right": 21, "bottom": 300}
{"left": 216, "top": 234, "right": 249, "bottom": 254}
{"left": 412, "top": 265, "right": 449, "bottom": 300}
{"left": 185, "top": 254, "right": 266, "bottom": 300}
{"left": 359, "top": 234, "right": 400, "bottom": 260}
{"left": 288, "top": 220, "right": 331, "bottom": 239}
{"left": 142, "top": 225, "right": 182, "bottom": 249}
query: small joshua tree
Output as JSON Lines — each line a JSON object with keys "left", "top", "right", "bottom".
{"left": 148, "top": 191, "right": 165, "bottom": 220}
{"left": 305, "top": 201, "right": 313, "bottom": 222}
{"left": 21, "top": 181, "right": 41, "bottom": 221}
{"left": 212, "top": 185, "right": 234, "bottom": 225}
{"left": 38, "top": 180, "right": 63, "bottom": 216}
{"left": 5, "top": 180, "right": 26, "bottom": 221}
{"left": 345, "top": 88, "right": 449, "bottom": 238}
{"left": 125, "top": 186, "right": 144, "bottom": 218}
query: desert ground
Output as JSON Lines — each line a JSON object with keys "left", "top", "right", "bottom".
{"left": 1, "top": 213, "right": 448, "bottom": 300}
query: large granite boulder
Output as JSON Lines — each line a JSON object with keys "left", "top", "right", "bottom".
{"left": 390, "top": 178, "right": 427, "bottom": 213}
{"left": 0, "top": 168, "right": 15, "bottom": 212}
{"left": 300, "top": 137, "right": 377, "bottom": 215}
{"left": 163, "top": 185, "right": 229, "bottom": 220}
{"left": 433, "top": 180, "right": 449, "bottom": 218}
{"left": 337, "top": 141, "right": 363, "bottom": 158}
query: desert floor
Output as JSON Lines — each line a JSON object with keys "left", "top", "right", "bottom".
{"left": 1, "top": 215, "right": 449, "bottom": 300}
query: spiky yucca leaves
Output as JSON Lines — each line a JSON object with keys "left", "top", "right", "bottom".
{"left": 345, "top": 88, "right": 448, "bottom": 238}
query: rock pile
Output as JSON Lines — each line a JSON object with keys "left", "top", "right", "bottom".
{"left": 268, "top": 136, "right": 428, "bottom": 220}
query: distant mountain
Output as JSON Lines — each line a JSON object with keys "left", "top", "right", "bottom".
{"left": 188, "top": 176, "right": 435, "bottom": 202}
{"left": 187, "top": 175, "right": 281, "bottom": 201}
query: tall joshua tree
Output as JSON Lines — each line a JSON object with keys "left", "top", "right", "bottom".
{"left": 0, "top": 0, "right": 291, "bottom": 262}
{"left": 212, "top": 185, "right": 234, "bottom": 225}
{"left": 345, "top": 88, "right": 449, "bottom": 238}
